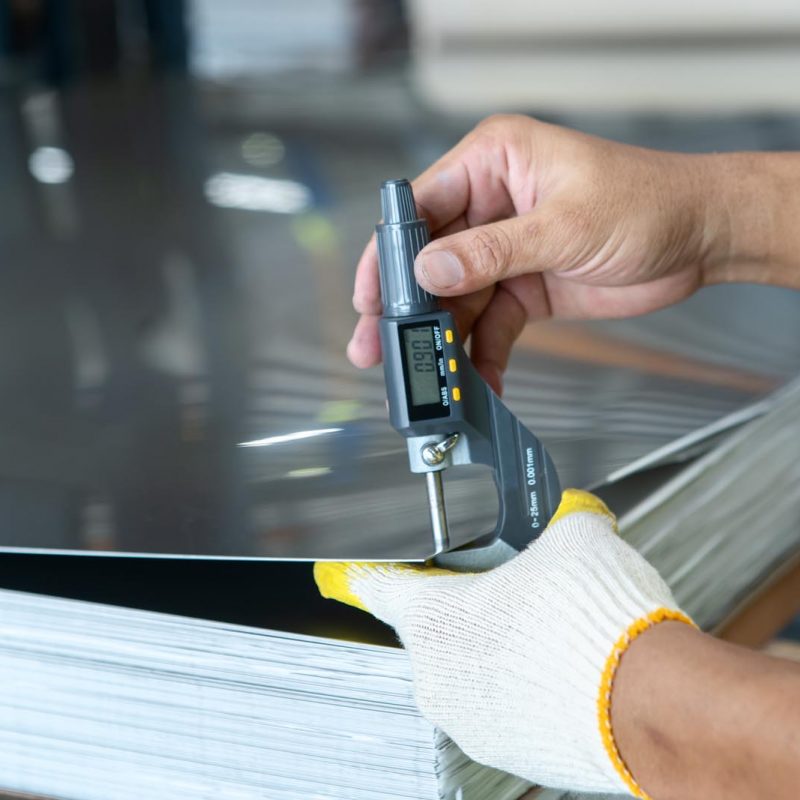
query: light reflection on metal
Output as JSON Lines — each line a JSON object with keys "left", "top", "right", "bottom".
{"left": 63, "top": 298, "right": 108, "bottom": 394}
{"left": 28, "top": 146, "right": 74, "bottom": 184}
{"left": 241, "top": 132, "right": 285, "bottom": 167}
{"left": 80, "top": 496, "right": 116, "bottom": 551}
{"left": 20, "top": 92, "right": 79, "bottom": 236}
{"left": 204, "top": 172, "right": 312, "bottom": 213}
{"left": 140, "top": 252, "right": 207, "bottom": 378}
{"left": 286, "top": 466, "right": 332, "bottom": 479}
{"left": 2, "top": 81, "right": 800, "bottom": 563}
{"left": 238, "top": 428, "right": 343, "bottom": 448}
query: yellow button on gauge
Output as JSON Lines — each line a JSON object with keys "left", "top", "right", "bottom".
{"left": 445, "top": 329, "right": 454, "bottom": 344}
{"left": 452, "top": 387, "right": 461, "bottom": 402}
{"left": 448, "top": 358, "right": 457, "bottom": 373}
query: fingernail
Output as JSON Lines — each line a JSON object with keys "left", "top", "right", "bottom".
{"left": 416, "top": 250, "right": 464, "bottom": 289}
{"left": 346, "top": 335, "right": 361, "bottom": 363}
{"left": 493, "top": 371, "right": 504, "bottom": 397}
{"left": 485, "top": 365, "right": 503, "bottom": 396}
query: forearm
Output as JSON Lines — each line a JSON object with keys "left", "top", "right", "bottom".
{"left": 701, "top": 152, "right": 800, "bottom": 290}
{"left": 612, "top": 621, "right": 800, "bottom": 799}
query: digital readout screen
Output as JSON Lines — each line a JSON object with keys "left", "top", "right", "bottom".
{"left": 403, "top": 325, "right": 440, "bottom": 406}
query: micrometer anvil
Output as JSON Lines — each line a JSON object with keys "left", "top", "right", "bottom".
{"left": 376, "top": 179, "right": 561, "bottom": 566}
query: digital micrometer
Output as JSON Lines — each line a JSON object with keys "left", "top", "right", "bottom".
{"left": 376, "top": 179, "right": 562, "bottom": 568}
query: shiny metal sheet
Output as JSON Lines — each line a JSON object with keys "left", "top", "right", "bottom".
{"left": 2, "top": 82, "right": 800, "bottom": 559}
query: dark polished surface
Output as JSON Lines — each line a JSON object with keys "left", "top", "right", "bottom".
{"left": 2, "top": 78, "right": 800, "bottom": 561}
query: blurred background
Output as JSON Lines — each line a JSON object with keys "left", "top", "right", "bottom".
{"left": 1, "top": 1, "right": 800, "bottom": 625}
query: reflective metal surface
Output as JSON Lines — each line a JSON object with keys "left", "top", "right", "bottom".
{"left": 2, "top": 80, "right": 800, "bottom": 559}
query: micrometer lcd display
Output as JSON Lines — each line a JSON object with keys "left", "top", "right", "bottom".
{"left": 403, "top": 326, "right": 439, "bottom": 405}
{"left": 399, "top": 322, "right": 449, "bottom": 421}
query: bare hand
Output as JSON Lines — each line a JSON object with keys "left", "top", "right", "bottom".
{"left": 349, "top": 115, "right": 722, "bottom": 394}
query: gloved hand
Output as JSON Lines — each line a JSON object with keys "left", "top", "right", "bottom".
{"left": 314, "top": 490, "right": 694, "bottom": 799}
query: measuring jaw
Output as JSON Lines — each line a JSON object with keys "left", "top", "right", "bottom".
{"left": 376, "top": 179, "right": 562, "bottom": 566}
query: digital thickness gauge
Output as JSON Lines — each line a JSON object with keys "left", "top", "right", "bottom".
{"left": 376, "top": 179, "right": 561, "bottom": 566}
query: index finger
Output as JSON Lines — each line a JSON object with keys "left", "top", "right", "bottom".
{"left": 353, "top": 235, "right": 382, "bottom": 316}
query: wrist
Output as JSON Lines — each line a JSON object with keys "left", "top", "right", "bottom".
{"left": 697, "top": 152, "right": 800, "bottom": 289}
{"left": 611, "top": 619, "right": 800, "bottom": 800}
{"left": 611, "top": 621, "right": 706, "bottom": 797}
{"left": 599, "top": 613, "right": 696, "bottom": 799}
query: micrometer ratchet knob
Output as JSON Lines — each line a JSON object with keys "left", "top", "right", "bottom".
{"left": 376, "top": 179, "right": 438, "bottom": 318}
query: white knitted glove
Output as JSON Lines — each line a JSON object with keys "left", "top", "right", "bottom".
{"left": 315, "top": 490, "right": 694, "bottom": 799}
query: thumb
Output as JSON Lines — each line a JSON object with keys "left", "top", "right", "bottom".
{"left": 414, "top": 207, "right": 570, "bottom": 296}
{"left": 314, "top": 561, "right": 458, "bottom": 630}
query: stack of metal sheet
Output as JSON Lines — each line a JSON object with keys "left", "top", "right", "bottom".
{"left": 0, "top": 588, "right": 531, "bottom": 800}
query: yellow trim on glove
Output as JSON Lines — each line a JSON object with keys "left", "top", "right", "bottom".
{"left": 549, "top": 489, "right": 618, "bottom": 531}
{"left": 597, "top": 607, "right": 697, "bottom": 800}
{"left": 314, "top": 562, "right": 374, "bottom": 611}
{"left": 314, "top": 561, "right": 456, "bottom": 613}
